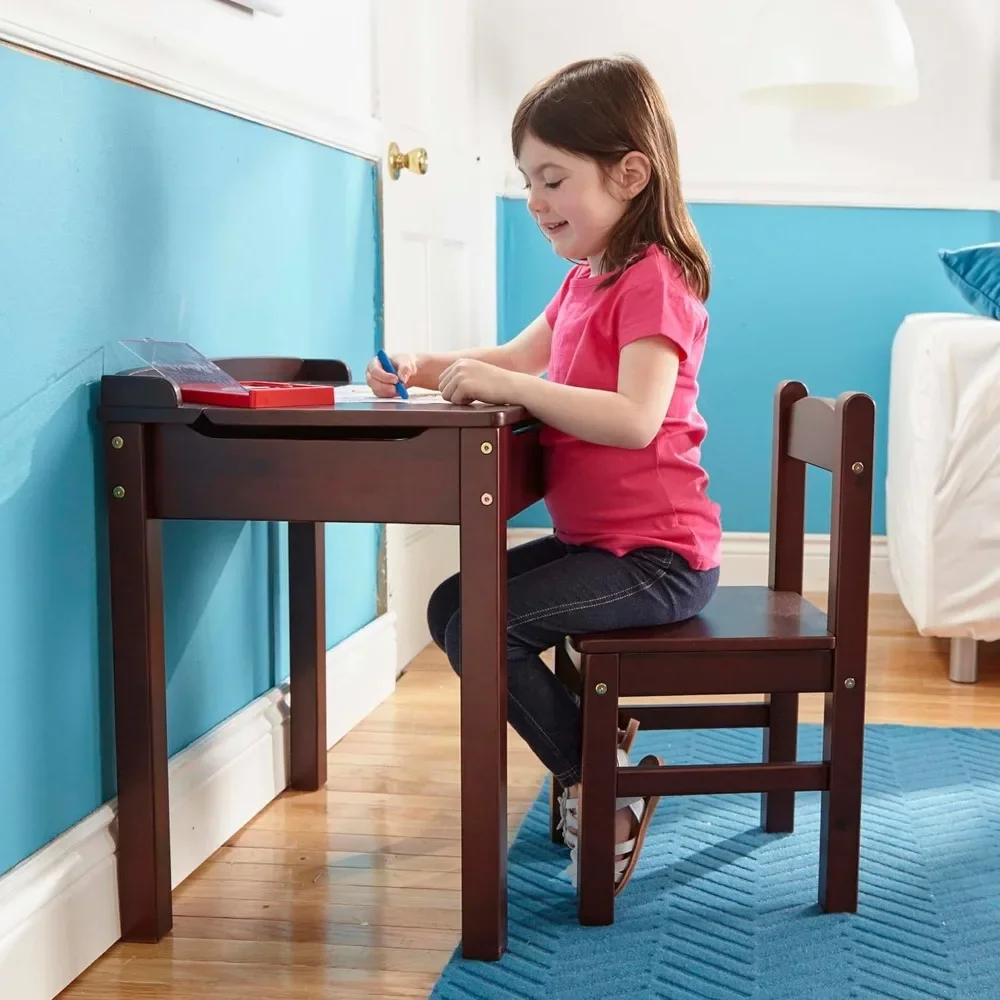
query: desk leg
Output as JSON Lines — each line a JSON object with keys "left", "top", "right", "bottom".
{"left": 459, "top": 428, "right": 508, "bottom": 960}
{"left": 288, "top": 522, "right": 327, "bottom": 790}
{"left": 105, "top": 424, "right": 171, "bottom": 942}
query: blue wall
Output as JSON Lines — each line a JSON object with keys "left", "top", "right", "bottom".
{"left": 498, "top": 197, "right": 999, "bottom": 536}
{"left": 0, "top": 46, "right": 380, "bottom": 876}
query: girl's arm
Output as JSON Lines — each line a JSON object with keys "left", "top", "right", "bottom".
{"left": 439, "top": 336, "right": 680, "bottom": 450}
{"left": 367, "top": 313, "right": 552, "bottom": 394}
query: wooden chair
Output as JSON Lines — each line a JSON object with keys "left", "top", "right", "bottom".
{"left": 551, "top": 380, "right": 876, "bottom": 925}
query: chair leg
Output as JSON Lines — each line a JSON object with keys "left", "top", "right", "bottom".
{"left": 761, "top": 692, "right": 798, "bottom": 833}
{"left": 550, "top": 643, "right": 577, "bottom": 843}
{"left": 577, "top": 653, "right": 620, "bottom": 926}
{"left": 818, "top": 664, "right": 866, "bottom": 913}
{"left": 555, "top": 640, "right": 634, "bottom": 741}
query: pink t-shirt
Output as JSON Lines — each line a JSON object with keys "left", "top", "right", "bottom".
{"left": 541, "top": 244, "right": 721, "bottom": 570}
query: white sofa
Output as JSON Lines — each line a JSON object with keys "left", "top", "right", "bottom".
{"left": 886, "top": 312, "right": 1000, "bottom": 683}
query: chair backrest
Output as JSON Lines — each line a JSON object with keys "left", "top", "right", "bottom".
{"left": 768, "top": 381, "right": 875, "bottom": 641}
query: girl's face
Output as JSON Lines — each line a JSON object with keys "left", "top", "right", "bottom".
{"left": 517, "top": 133, "right": 628, "bottom": 271}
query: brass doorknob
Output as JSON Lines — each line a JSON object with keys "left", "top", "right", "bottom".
{"left": 388, "top": 142, "right": 428, "bottom": 180}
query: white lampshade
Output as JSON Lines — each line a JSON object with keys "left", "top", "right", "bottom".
{"left": 740, "top": 0, "right": 919, "bottom": 109}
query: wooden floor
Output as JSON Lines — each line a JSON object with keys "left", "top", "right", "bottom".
{"left": 60, "top": 595, "right": 1000, "bottom": 999}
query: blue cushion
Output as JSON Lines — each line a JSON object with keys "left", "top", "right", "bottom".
{"left": 938, "top": 242, "right": 1000, "bottom": 320}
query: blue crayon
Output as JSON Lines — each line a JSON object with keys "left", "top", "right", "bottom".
{"left": 376, "top": 349, "right": 409, "bottom": 399}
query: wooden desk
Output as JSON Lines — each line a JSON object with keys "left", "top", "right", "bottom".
{"left": 98, "top": 357, "right": 543, "bottom": 961}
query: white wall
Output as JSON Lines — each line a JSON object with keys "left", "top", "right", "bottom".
{"left": 993, "top": 0, "right": 1000, "bottom": 187}
{"left": 474, "top": 0, "right": 1000, "bottom": 208}
{"left": 0, "top": 0, "right": 378, "bottom": 156}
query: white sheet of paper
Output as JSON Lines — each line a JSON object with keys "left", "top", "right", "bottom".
{"left": 334, "top": 384, "right": 446, "bottom": 404}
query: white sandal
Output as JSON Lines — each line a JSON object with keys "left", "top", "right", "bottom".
{"left": 558, "top": 751, "right": 662, "bottom": 896}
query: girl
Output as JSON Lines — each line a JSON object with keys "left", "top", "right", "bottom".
{"left": 366, "top": 54, "right": 721, "bottom": 894}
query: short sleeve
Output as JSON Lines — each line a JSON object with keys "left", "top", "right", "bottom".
{"left": 614, "top": 259, "right": 703, "bottom": 362}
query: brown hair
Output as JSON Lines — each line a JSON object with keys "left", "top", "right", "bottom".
{"left": 511, "top": 55, "right": 710, "bottom": 301}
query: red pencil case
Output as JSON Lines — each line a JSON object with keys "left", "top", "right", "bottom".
{"left": 179, "top": 381, "right": 334, "bottom": 408}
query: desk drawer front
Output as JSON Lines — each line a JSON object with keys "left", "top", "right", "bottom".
{"left": 152, "top": 425, "right": 461, "bottom": 523}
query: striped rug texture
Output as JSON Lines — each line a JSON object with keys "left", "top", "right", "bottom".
{"left": 432, "top": 724, "right": 1000, "bottom": 999}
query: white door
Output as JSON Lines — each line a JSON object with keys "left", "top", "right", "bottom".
{"left": 375, "top": 0, "right": 486, "bottom": 673}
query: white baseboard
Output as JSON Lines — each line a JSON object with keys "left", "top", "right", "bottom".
{"left": 0, "top": 612, "right": 397, "bottom": 1000}
{"left": 0, "top": 805, "right": 119, "bottom": 1000}
{"left": 507, "top": 528, "right": 894, "bottom": 594}
{"left": 323, "top": 613, "right": 398, "bottom": 749}
{"left": 720, "top": 531, "right": 893, "bottom": 594}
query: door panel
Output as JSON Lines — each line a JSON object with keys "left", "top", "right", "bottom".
{"left": 429, "top": 241, "right": 473, "bottom": 354}
{"left": 377, "top": 0, "right": 478, "bottom": 672}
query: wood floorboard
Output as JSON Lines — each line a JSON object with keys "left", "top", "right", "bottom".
{"left": 59, "top": 594, "right": 1000, "bottom": 998}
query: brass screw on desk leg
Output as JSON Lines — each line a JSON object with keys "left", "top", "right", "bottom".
{"left": 480, "top": 441, "right": 493, "bottom": 455}
{"left": 112, "top": 486, "right": 126, "bottom": 499}
{"left": 852, "top": 461, "right": 864, "bottom": 474}
{"left": 480, "top": 492, "right": 493, "bottom": 506}
{"left": 111, "top": 435, "right": 124, "bottom": 449}
{"left": 595, "top": 682, "right": 608, "bottom": 695}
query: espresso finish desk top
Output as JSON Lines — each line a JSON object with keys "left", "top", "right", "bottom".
{"left": 99, "top": 370, "right": 530, "bottom": 429}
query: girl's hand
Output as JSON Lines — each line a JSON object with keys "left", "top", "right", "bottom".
{"left": 365, "top": 351, "right": 417, "bottom": 398}
{"left": 439, "top": 359, "right": 519, "bottom": 406}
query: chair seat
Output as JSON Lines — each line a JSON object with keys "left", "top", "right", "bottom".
{"left": 570, "top": 586, "right": 833, "bottom": 654}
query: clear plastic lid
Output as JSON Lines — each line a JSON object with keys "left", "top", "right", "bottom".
{"left": 109, "top": 338, "right": 249, "bottom": 395}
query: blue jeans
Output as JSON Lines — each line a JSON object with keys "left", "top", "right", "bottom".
{"left": 427, "top": 534, "right": 719, "bottom": 787}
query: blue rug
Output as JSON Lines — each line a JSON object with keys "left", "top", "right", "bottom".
{"left": 432, "top": 724, "right": 1000, "bottom": 999}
